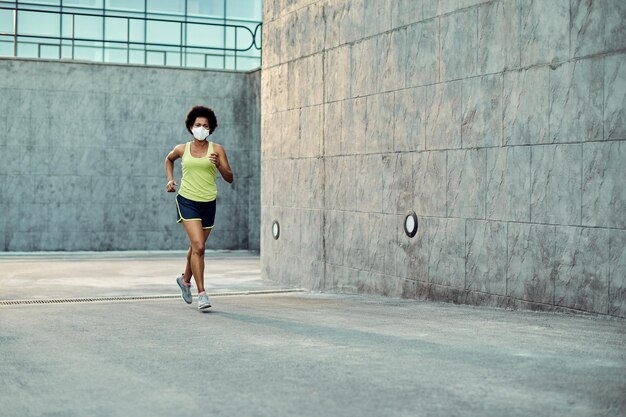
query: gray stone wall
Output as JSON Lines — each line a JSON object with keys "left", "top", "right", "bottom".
{"left": 260, "top": 0, "right": 626, "bottom": 316}
{"left": 0, "top": 58, "right": 260, "bottom": 252}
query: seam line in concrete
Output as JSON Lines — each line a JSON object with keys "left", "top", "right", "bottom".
{"left": 0, "top": 289, "right": 308, "bottom": 306}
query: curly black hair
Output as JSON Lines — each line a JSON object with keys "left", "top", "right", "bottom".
{"left": 185, "top": 105, "right": 218, "bottom": 134}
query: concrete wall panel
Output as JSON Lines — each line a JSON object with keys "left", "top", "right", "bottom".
{"left": 426, "top": 81, "right": 462, "bottom": 150}
{"left": 429, "top": 218, "right": 465, "bottom": 288}
{"left": 413, "top": 151, "right": 447, "bottom": 217}
{"left": 340, "top": 98, "right": 366, "bottom": 154}
{"left": 486, "top": 146, "right": 531, "bottom": 222}
{"left": 461, "top": 74, "right": 502, "bottom": 148}
{"left": 382, "top": 153, "right": 413, "bottom": 215}
{"left": 356, "top": 154, "right": 384, "bottom": 213}
{"left": 394, "top": 87, "right": 426, "bottom": 152}
{"left": 351, "top": 38, "right": 377, "bottom": 98}
{"left": 391, "top": 0, "right": 423, "bottom": 29}
{"left": 324, "top": 209, "right": 344, "bottom": 266}
{"left": 549, "top": 59, "right": 603, "bottom": 143}
{"left": 604, "top": 53, "right": 626, "bottom": 140}
{"left": 506, "top": 223, "right": 556, "bottom": 305}
{"left": 440, "top": 8, "right": 477, "bottom": 82}
{"left": 609, "top": 229, "right": 626, "bottom": 317}
{"left": 606, "top": 0, "right": 626, "bottom": 51}
{"left": 447, "top": 148, "right": 486, "bottom": 219}
{"left": 466, "top": 220, "right": 507, "bottom": 295}
{"left": 503, "top": 67, "right": 550, "bottom": 146}
{"left": 555, "top": 226, "right": 610, "bottom": 314}
{"left": 570, "top": 0, "right": 606, "bottom": 58}
{"left": 324, "top": 101, "right": 342, "bottom": 156}
{"left": 406, "top": 20, "right": 439, "bottom": 87}
{"left": 530, "top": 144, "right": 582, "bottom": 225}
{"left": 520, "top": 0, "right": 569, "bottom": 67}
{"left": 365, "top": 92, "right": 394, "bottom": 154}
{"left": 582, "top": 141, "right": 626, "bottom": 228}
{"left": 325, "top": 45, "right": 351, "bottom": 102}
{"left": 477, "top": 0, "right": 520, "bottom": 75}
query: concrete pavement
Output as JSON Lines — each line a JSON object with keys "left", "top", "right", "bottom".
{"left": 0, "top": 252, "right": 625, "bottom": 417}
{"left": 0, "top": 250, "right": 288, "bottom": 301}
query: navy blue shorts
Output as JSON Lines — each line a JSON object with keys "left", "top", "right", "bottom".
{"left": 176, "top": 194, "right": 216, "bottom": 229}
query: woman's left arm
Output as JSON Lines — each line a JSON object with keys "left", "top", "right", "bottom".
{"left": 211, "top": 144, "right": 234, "bottom": 183}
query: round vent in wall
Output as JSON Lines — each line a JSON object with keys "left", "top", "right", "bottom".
{"left": 272, "top": 220, "right": 280, "bottom": 240}
{"left": 404, "top": 211, "right": 418, "bottom": 238}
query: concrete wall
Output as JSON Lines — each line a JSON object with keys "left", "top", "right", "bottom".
{"left": 260, "top": 0, "right": 626, "bottom": 317}
{"left": 0, "top": 58, "right": 261, "bottom": 251}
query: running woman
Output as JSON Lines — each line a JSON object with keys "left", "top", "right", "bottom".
{"left": 164, "top": 105, "right": 233, "bottom": 310}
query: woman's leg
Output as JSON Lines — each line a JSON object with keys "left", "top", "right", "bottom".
{"left": 181, "top": 220, "right": 212, "bottom": 293}
{"left": 182, "top": 246, "right": 193, "bottom": 283}
{"left": 182, "top": 229, "right": 211, "bottom": 284}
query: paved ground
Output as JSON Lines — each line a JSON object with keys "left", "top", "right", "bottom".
{"left": 1, "top": 252, "right": 625, "bottom": 417}
{"left": 0, "top": 250, "right": 286, "bottom": 300}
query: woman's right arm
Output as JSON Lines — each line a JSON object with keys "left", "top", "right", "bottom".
{"left": 165, "top": 144, "right": 184, "bottom": 192}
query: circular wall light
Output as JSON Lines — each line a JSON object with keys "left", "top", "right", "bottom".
{"left": 272, "top": 220, "right": 280, "bottom": 240}
{"left": 404, "top": 211, "right": 418, "bottom": 238}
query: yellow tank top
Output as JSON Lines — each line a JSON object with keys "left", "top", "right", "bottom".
{"left": 178, "top": 141, "right": 217, "bottom": 202}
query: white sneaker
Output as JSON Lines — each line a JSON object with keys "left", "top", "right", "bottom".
{"left": 197, "top": 293, "right": 211, "bottom": 310}
{"left": 176, "top": 276, "right": 192, "bottom": 304}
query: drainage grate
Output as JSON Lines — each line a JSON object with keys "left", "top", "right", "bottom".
{"left": 0, "top": 289, "right": 306, "bottom": 306}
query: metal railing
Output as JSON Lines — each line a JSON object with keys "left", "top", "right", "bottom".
{"left": 0, "top": 2, "right": 262, "bottom": 70}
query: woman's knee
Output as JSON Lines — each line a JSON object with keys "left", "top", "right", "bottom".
{"left": 190, "top": 241, "right": 205, "bottom": 256}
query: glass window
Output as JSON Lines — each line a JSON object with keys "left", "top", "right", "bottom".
{"left": 104, "top": 46, "right": 127, "bottom": 63}
{"left": 105, "top": 16, "right": 127, "bottom": 42}
{"left": 146, "top": 50, "right": 165, "bottom": 65}
{"left": 17, "top": 11, "right": 60, "bottom": 37}
{"left": 225, "top": 23, "right": 256, "bottom": 51}
{"left": 61, "top": 14, "right": 72, "bottom": 37}
{"left": 20, "top": 0, "right": 60, "bottom": 5}
{"left": 17, "top": 42, "right": 38, "bottom": 58}
{"left": 73, "top": 42, "right": 101, "bottom": 61}
{"left": 39, "top": 44, "right": 60, "bottom": 58}
{"left": 165, "top": 51, "right": 181, "bottom": 66}
{"left": 61, "top": 43, "right": 73, "bottom": 59}
{"left": 63, "top": 0, "right": 103, "bottom": 9}
{"left": 185, "top": 52, "right": 204, "bottom": 68}
{"left": 0, "top": 38, "right": 13, "bottom": 56}
{"left": 128, "top": 48, "right": 144, "bottom": 64}
{"left": 105, "top": 0, "right": 144, "bottom": 13}
{"left": 204, "top": 54, "right": 223, "bottom": 69}
{"left": 128, "top": 18, "right": 144, "bottom": 43}
{"left": 236, "top": 56, "right": 260, "bottom": 70}
{"left": 146, "top": 0, "right": 185, "bottom": 15}
{"left": 147, "top": 20, "right": 180, "bottom": 45}
{"left": 226, "top": 0, "right": 262, "bottom": 21}
{"left": 225, "top": 54, "right": 234, "bottom": 69}
{"left": 0, "top": 9, "right": 13, "bottom": 33}
{"left": 186, "top": 22, "right": 223, "bottom": 49}
{"left": 7, "top": 0, "right": 262, "bottom": 69}
{"left": 225, "top": 26, "right": 235, "bottom": 50}
{"left": 187, "top": 0, "right": 224, "bottom": 19}
{"left": 74, "top": 15, "right": 102, "bottom": 40}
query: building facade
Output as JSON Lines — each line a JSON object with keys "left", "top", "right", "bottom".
{"left": 0, "top": 0, "right": 262, "bottom": 70}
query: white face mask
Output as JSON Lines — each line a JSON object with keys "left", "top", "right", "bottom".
{"left": 192, "top": 126, "right": 210, "bottom": 141}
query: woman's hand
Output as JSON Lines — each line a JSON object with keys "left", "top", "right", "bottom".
{"left": 166, "top": 179, "right": 177, "bottom": 192}
{"left": 211, "top": 144, "right": 233, "bottom": 183}
{"left": 209, "top": 152, "right": 221, "bottom": 168}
